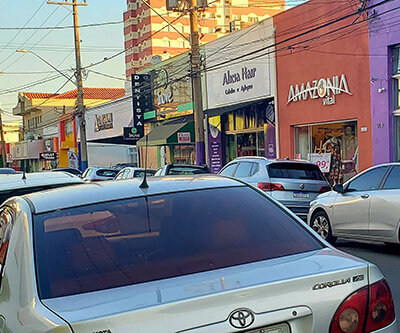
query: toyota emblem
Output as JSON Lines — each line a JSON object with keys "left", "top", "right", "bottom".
{"left": 229, "top": 308, "right": 255, "bottom": 329}
{"left": 300, "top": 183, "right": 305, "bottom": 189}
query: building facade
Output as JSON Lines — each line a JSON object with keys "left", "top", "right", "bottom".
{"left": 123, "top": 0, "right": 285, "bottom": 77}
{"left": 274, "top": 0, "right": 372, "bottom": 184}
{"left": 369, "top": 0, "right": 400, "bottom": 165}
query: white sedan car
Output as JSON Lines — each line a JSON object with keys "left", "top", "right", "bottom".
{"left": 0, "top": 175, "right": 397, "bottom": 332}
{"left": 308, "top": 163, "right": 400, "bottom": 246}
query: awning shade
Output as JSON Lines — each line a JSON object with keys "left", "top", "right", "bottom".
{"left": 137, "top": 121, "right": 194, "bottom": 146}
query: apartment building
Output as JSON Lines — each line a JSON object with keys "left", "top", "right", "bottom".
{"left": 123, "top": 0, "right": 286, "bottom": 77}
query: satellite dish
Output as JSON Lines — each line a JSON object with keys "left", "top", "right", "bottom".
{"left": 150, "top": 55, "right": 162, "bottom": 65}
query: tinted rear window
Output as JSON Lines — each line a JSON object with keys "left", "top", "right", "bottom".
{"left": 268, "top": 163, "right": 324, "bottom": 180}
{"left": 168, "top": 167, "right": 209, "bottom": 175}
{"left": 96, "top": 169, "right": 118, "bottom": 177}
{"left": 134, "top": 170, "right": 156, "bottom": 178}
{"left": 34, "top": 187, "right": 322, "bottom": 299}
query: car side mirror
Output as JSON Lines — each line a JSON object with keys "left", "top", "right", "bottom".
{"left": 333, "top": 184, "right": 345, "bottom": 193}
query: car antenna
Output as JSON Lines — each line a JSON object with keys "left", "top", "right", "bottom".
{"left": 139, "top": 133, "right": 149, "bottom": 189}
{"left": 22, "top": 170, "right": 26, "bottom": 180}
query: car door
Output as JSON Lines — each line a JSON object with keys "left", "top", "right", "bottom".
{"left": 369, "top": 165, "right": 400, "bottom": 238}
{"left": 332, "top": 166, "right": 389, "bottom": 236}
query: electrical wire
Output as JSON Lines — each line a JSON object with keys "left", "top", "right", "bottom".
{"left": 0, "top": 20, "right": 123, "bottom": 31}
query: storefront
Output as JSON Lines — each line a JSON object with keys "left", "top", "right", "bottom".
{"left": 204, "top": 19, "right": 277, "bottom": 172}
{"left": 137, "top": 53, "right": 196, "bottom": 167}
{"left": 274, "top": 0, "right": 372, "bottom": 183}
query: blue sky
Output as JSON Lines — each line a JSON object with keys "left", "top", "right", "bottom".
{"left": 0, "top": 0, "right": 127, "bottom": 121}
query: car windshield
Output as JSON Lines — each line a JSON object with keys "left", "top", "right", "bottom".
{"left": 34, "top": 186, "right": 322, "bottom": 299}
{"left": 168, "top": 166, "right": 209, "bottom": 175}
{"left": 268, "top": 163, "right": 324, "bottom": 180}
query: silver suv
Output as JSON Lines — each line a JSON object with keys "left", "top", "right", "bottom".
{"left": 219, "top": 157, "right": 331, "bottom": 220}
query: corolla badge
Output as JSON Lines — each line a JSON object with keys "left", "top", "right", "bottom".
{"left": 229, "top": 308, "right": 255, "bottom": 329}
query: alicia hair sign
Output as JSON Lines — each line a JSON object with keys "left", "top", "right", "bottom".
{"left": 287, "top": 74, "right": 352, "bottom": 106}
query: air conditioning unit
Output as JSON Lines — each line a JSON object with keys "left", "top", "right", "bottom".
{"left": 166, "top": 0, "right": 183, "bottom": 11}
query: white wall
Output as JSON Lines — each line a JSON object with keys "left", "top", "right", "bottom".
{"left": 87, "top": 142, "right": 137, "bottom": 168}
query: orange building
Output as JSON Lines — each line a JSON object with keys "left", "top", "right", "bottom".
{"left": 123, "top": 0, "right": 286, "bottom": 77}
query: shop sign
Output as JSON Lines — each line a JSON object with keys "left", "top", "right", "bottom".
{"left": 123, "top": 127, "right": 138, "bottom": 141}
{"left": 94, "top": 112, "right": 113, "bottom": 132}
{"left": 309, "top": 153, "right": 331, "bottom": 173}
{"left": 68, "top": 151, "right": 79, "bottom": 169}
{"left": 208, "top": 116, "right": 223, "bottom": 173}
{"left": 131, "top": 74, "right": 153, "bottom": 141}
{"left": 287, "top": 74, "right": 352, "bottom": 106}
{"left": 177, "top": 132, "right": 191, "bottom": 143}
{"left": 39, "top": 152, "right": 58, "bottom": 161}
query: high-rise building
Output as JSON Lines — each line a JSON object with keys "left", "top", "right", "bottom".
{"left": 123, "top": 0, "right": 286, "bottom": 77}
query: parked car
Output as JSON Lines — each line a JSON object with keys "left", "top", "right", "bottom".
{"left": 0, "top": 167, "right": 17, "bottom": 175}
{"left": 154, "top": 163, "right": 210, "bottom": 176}
{"left": 48, "top": 167, "right": 82, "bottom": 176}
{"left": 0, "top": 171, "right": 84, "bottom": 205}
{"left": 308, "top": 163, "right": 400, "bottom": 246}
{"left": 114, "top": 167, "right": 156, "bottom": 180}
{"left": 219, "top": 157, "right": 331, "bottom": 220}
{"left": 81, "top": 166, "right": 118, "bottom": 182}
{"left": 0, "top": 175, "right": 396, "bottom": 332}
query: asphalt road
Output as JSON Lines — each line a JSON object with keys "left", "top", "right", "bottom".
{"left": 336, "top": 239, "right": 400, "bottom": 316}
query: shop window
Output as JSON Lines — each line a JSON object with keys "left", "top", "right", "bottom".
{"left": 392, "top": 46, "right": 400, "bottom": 75}
{"left": 294, "top": 121, "right": 358, "bottom": 184}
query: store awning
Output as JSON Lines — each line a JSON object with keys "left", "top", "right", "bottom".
{"left": 137, "top": 121, "right": 194, "bottom": 147}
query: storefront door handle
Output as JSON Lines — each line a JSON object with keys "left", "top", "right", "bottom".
{"left": 361, "top": 194, "right": 370, "bottom": 199}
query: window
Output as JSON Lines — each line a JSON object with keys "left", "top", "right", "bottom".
{"left": 145, "top": 188, "right": 322, "bottom": 285}
{"left": 250, "top": 163, "right": 260, "bottom": 176}
{"left": 134, "top": 170, "right": 156, "bottom": 178}
{"left": 268, "top": 163, "right": 324, "bottom": 180}
{"left": 114, "top": 170, "right": 125, "bottom": 180}
{"left": 96, "top": 169, "right": 118, "bottom": 178}
{"left": 34, "top": 198, "right": 149, "bottom": 299}
{"left": 235, "top": 162, "right": 253, "bottom": 178}
{"left": 219, "top": 163, "right": 237, "bottom": 176}
{"left": 347, "top": 167, "right": 388, "bottom": 192}
{"left": 383, "top": 166, "right": 400, "bottom": 190}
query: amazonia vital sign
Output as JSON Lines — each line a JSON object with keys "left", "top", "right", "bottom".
{"left": 287, "top": 74, "right": 352, "bottom": 106}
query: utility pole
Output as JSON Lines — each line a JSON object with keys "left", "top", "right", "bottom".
{"left": 0, "top": 111, "right": 7, "bottom": 168}
{"left": 47, "top": 0, "right": 88, "bottom": 170}
{"left": 189, "top": 0, "right": 205, "bottom": 165}
{"left": 166, "top": 0, "right": 206, "bottom": 165}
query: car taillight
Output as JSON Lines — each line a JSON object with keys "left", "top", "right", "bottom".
{"left": 365, "top": 279, "right": 395, "bottom": 332}
{"left": 257, "top": 182, "right": 285, "bottom": 191}
{"left": 319, "top": 186, "right": 331, "bottom": 193}
{"left": 330, "top": 279, "right": 395, "bottom": 333}
{"left": 330, "top": 286, "right": 368, "bottom": 333}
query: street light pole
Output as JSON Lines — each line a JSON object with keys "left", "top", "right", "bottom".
{"left": 47, "top": 0, "right": 88, "bottom": 170}
{"left": 0, "top": 111, "right": 7, "bottom": 168}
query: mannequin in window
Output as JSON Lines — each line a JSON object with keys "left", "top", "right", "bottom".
{"left": 323, "top": 135, "right": 343, "bottom": 185}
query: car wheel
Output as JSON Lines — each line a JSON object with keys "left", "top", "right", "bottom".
{"left": 310, "top": 211, "right": 336, "bottom": 244}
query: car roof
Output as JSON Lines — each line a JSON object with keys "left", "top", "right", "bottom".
{"left": 0, "top": 172, "right": 84, "bottom": 192}
{"left": 119, "top": 167, "right": 156, "bottom": 172}
{"left": 24, "top": 175, "right": 245, "bottom": 214}
{"left": 167, "top": 164, "right": 208, "bottom": 169}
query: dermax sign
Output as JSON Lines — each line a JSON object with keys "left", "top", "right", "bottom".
{"left": 287, "top": 74, "right": 352, "bottom": 106}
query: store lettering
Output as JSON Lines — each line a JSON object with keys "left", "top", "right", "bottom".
{"left": 241, "top": 84, "right": 254, "bottom": 93}
{"left": 157, "top": 90, "right": 173, "bottom": 105}
{"left": 287, "top": 74, "right": 352, "bottom": 105}
{"left": 223, "top": 67, "right": 257, "bottom": 86}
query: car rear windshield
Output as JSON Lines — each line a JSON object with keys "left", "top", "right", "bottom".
{"left": 168, "top": 166, "right": 209, "bottom": 175}
{"left": 96, "top": 169, "right": 118, "bottom": 177}
{"left": 268, "top": 163, "right": 324, "bottom": 180}
{"left": 34, "top": 186, "right": 322, "bottom": 299}
{"left": 134, "top": 170, "right": 156, "bottom": 178}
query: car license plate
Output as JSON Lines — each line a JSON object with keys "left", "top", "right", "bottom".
{"left": 293, "top": 192, "right": 309, "bottom": 198}
{"left": 244, "top": 323, "right": 290, "bottom": 333}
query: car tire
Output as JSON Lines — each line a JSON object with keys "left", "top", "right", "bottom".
{"left": 310, "top": 211, "right": 336, "bottom": 244}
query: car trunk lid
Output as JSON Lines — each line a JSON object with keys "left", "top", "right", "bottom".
{"left": 42, "top": 248, "right": 369, "bottom": 333}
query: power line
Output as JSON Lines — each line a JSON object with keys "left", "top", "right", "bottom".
{"left": 0, "top": 20, "right": 123, "bottom": 31}
{"left": 0, "top": 0, "right": 47, "bottom": 57}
